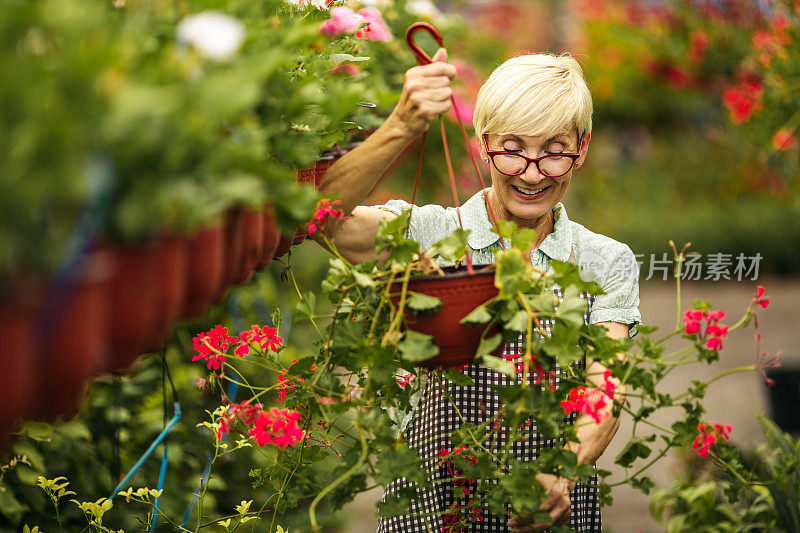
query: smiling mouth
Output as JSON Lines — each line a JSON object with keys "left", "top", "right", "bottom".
{"left": 511, "top": 184, "right": 551, "bottom": 198}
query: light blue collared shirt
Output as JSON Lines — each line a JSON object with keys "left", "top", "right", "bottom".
{"left": 375, "top": 188, "right": 642, "bottom": 334}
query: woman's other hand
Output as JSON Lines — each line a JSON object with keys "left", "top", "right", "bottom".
{"left": 507, "top": 474, "right": 574, "bottom": 532}
{"left": 386, "top": 47, "right": 456, "bottom": 139}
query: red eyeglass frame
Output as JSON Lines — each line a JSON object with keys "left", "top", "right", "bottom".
{"left": 482, "top": 133, "right": 584, "bottom": 178}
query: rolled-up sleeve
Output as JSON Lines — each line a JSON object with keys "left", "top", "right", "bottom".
{"left": 588, "top": 245, "right": 642, "bottom": 337}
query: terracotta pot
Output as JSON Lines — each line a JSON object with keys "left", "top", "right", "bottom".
{"left": 232, "top": 208, "right": 264, "bottom": 285}
{"left": 105, "top": 242, "right": 161, "bottom": 372}
{"left": 144, "top": 235, "right": 189, "bottom": 350}
{"left": 183, "top": 222, "right": 225, "bottom": 318}
{"left": 391, "top": 267, "right": 502, "bottom": 368}
{"left": 35, "top": 250, "right": 114, "bottom": 420}
{"left": 0, "top": 296, "right": 37, "bottom": 439}
{"left": 217, "top": 207, "right": 246, "bottom": 301}
{"left": 255, "top": 204, "right": 281, "bottom": 270}
{"left": 314, "top": 155, "right": 335, "bottom": 188}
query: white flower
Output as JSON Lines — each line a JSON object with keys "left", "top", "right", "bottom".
{"left": 285, "top": 0, "right": 328, "bottom": 9}
{"left": 177, "top": 11, "right": 245, "bottom": 62}
{"left": 406, "top": 0, "right": 441, "bottom": 18}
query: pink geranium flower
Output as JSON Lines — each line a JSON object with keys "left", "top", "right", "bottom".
{"left": 354, "top": 7, "right": 393, "bottom": 42}
{"left": 250, "top": 407, "right": 305, "bottom": 448}
{"left": 319, "top": 6, "right": 363, "bottom": 37}
{"left": 691, "top": 422, "right": 732, "bottom": 457}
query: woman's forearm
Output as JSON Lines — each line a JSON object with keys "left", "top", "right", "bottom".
{"left": 318, "top": 115, "right": 415, "bottom": 214}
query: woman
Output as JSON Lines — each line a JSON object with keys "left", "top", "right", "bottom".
{"left": 317, "top": 49, "right": 641, "bottom": 532}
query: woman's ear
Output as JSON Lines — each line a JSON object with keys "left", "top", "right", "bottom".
{"left": 575, "top": 132, "right": 591, "bottom": 168}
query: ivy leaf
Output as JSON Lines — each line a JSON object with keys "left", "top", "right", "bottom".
{"left": 556, "top": 286, "right": 588, "bottom": 329}
{"left": 461, "top": 304, "right": 492, "bottom": 325}
{"left": 295, "top": 291, "right": 316, "bottom": 323}
{"left": 330, "top": 53, "right": 371, "bottom": 64}
{"left": 542, "top": 325, "right": 584, "bottom": 363}
{"left": 629, "top": 475, "right": 655, "bottom": 495}
{"left": 478, "top": 354, "right": 516, "bottom": 378}
{"left": 511, "top": 228, "right": 537, "bottom": 252}
{"left": 504, "top": 309, "right": 529, "bottom": 333}
{"left": 614, "top": 434, "right": 656, "bottom": 467}
{"left": 492, "top": 219, "right": 518, "bottom": 240}
{"left": 398, "top": 331, "right": 439, "bottom": 363}
{"left": 495, "top": 249, "right": 532, "bottom": 297}
{"left": 405, "top": 292, "right": 443, "bottom": 313}
{"left": 428, "top": 229, "right": 470, "bottom": 262}
{"left": 352, "top": 271, "right": 376, "bottom": 288}
{"left": 443, "top": 368, "right": 475, "bottom": 387}
{"left": 550, "top": 260, "right": 604, "bottom": 296}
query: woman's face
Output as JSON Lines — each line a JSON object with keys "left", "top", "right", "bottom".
{"left": 481, "top": 129, "right": 590, "bottom": 227}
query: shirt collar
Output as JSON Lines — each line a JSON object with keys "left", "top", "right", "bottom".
{"left": 459, "top": 188, "right": 573, "bottom": 262}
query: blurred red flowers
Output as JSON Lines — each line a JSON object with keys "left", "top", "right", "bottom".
{"left": 691, "top": 422, "right": 732, "bottom": 457}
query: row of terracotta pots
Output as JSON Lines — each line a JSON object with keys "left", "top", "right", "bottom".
{"left": 0, "top": 202, "right": 282, "bottom": 437}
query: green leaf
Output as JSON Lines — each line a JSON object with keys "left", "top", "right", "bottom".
{"left": 549, "top": 260, "right": 604, "bottom": 296}
{"left": 295, "top": 291, "right": 316, "bottom": 323}
{"left": 556, "top": 286, "right": 588, "bottom": 329}
{"left": 511, "top": 228, "right": 537, "bottom": 252}
{"left": 492, "top": 219, "right": 518, "bottom": 240}
{"left": 476, "top": 333, "right": 503, "bottom": 358}
{"left": 495, "top": 249, "right": 532, "bottom": 298}
{"left": 614, "top": 435, "right": 656, "bottom": 467}
{"left": 352, "top": 271, "right": 376, "bottom": 288}
{"left": 504, "top": 309, "right": 529, "bottom": 333}
{"left": 443, "top": 368, "right": 475, "bottom": 386}
{"left": 330, "top": 54, "right": 371, "bottom": 64}
{"left": 428, "top": 229, "right": 470, "bottom": 262}
{"left": 461, "top": 304, "right": 492, "bottom": 325}
{"left": 405, "top": 292, "right": 443, "bottom": 313}
{"left": 398, "top": 331, "right": 439, "bottom": 363}
{"left": 478, "top": 354, "right": 516, "bottom": 378}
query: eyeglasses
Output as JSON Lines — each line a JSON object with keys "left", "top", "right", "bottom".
{"left": 482, "top": 133, "right": 583, "bottom": 178}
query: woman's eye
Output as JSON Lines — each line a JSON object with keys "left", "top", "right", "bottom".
{"left": 502, "top": 146, "right": 523, "bottom": 153}
{"left": 545, "top": 144, "right": 566, "bottom": 154}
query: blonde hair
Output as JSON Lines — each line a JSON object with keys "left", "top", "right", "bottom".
{"left": 473, "top": 53, "right": 593, "bottom": 146}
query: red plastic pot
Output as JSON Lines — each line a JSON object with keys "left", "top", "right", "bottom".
{"left": 144, "top": 235, "right": 189, "bottom": 350}
{"left": 217, "top": 207, "right": 246, "bottom": 300}
{"left": 105, "top": 242, "right": 161, "bottom": 372}
{"left": 183, "top": 222, "right": 225, "bottom": 318}
{"left": 0, "top": 295, "right": 37, "bottom": 439}
{"left": 297, "top": 164, "right": 316, "bottom": 185}
{"left": 255, "top": 204, "right": 281, "bottom": 270}
{"left": 232, "top": 208, "right": 264, "bottom": 285}
{"left": 392, "top": 267, "right": 502, "bottom": 368}
{"left": 314, "top": 155, "right": 335, "bottom": 188}
{"left": 35, "top": 250, "right": 114, "bottom": 420}
{"left": 273, "top": 230, "right": 306, "bottom": 258}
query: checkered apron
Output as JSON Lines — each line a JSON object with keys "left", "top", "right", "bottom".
{"left": 377, "top": 292, "right": 601, "bottom": 533}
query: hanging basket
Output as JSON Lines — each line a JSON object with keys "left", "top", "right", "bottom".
{"left": 183, "top": 222, "right": 225, "bottom": 318}
{"left": 35, "top": 249, "right": 114, "bottom": 420}
{"left": 144, "top": 234, "right": 189, "bottom": 350}
{"left": 383, "top": 23, "right": 508, "bottom": 369}
{"left": 105, "top": 241, "right": 162, "bottom": 372}
{"left": 0, "top": 294, "right": 37, "bottom": 440}
{"left": 232, "top": 208, "right": 265, "bottom": 285}
{"left": 255, "top": 203, "right": 281, "bottom": 269}
{"left": 391, "top": 267, "right": 503, "bottom": 368}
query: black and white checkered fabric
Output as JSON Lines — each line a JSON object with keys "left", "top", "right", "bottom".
{"left": 378, "top": 293, "right": 601, "bottom": 532}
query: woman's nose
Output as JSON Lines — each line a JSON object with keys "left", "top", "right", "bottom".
{"left": 521, "top": 162, "right": 546, "bottom": 184}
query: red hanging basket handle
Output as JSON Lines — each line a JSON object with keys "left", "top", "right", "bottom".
{"left": 406, "top": 22, "right": 444, "bottom": 66}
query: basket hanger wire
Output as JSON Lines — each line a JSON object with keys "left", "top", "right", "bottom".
{"left": 404, "top": 22, "right": 507, "bottom": 274}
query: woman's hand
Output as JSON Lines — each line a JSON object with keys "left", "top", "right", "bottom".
{"left": 386, "top": 47, "right": 456, "bottom": 139}
{"left": 507, "top": 474, "right": 575, "bottom": 532}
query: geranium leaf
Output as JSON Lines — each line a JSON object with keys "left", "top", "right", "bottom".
{"left": 398, "top": 331, "right": 439, "bottom": 363}
{"left": 405, "top": 292, "right": 443, "bottom": 313}
{"left": 495, "top": 249, "right": 532, "bottom": 297}
{"left": 556, "top": 286, "right": 588, "bottom": 328}
{"left": 511, "top": 228, "right": 537, "bottom": 252}
{"left": 614, "top": 434, "right": 655, "bottom": 467}
{"left": 461, "top": 304, "right": 491, "bottom": 325}
{"left": 428, "top": 229, "right": 470, "bottom": 262}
